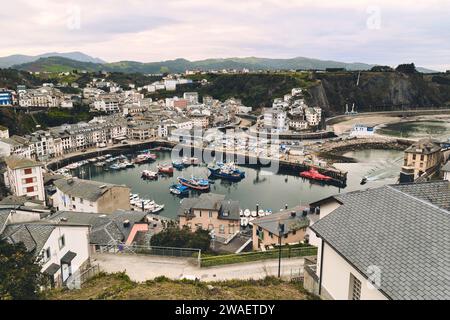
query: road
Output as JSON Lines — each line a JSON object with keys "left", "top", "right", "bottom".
{"left": 92, "top": 253, "right": 305, "bottom": 282}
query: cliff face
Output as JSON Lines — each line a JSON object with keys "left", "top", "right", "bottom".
{"left": 307, "top": 72, "right": 450, "bottom": 115}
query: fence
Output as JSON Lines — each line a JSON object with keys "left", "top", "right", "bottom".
{"left": 66, "top": 264, "right": 101, "bottom": 290}
{"left": 95, "top": 243, "right": 202, "bottom": 265}
{"left": 200, "top": 245, "right": 317, "bottom": 268}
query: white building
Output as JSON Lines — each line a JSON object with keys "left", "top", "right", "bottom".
{"left": 349, "top": 124, "right": 375, "bottom": 137}
{"left": 0, "top": 125, "right": 9, "bottom": 139}
{"left": 4, "top": 156, "right": 45, "bottom": 201}
{"left": 305, "top": 107, "right": 322, "bottom": 126}
{"left": 1, "top": 217, "right": 90, "bottom": 288}
{"left": 263, "top": 110, "right": 287, "bottom": 133}
{"left": 183, "top": 92, "right": 199, "bottom": 105}
{"left": 52, "top": 178, "right": 130, "bottom": 213}
{"left": 306, "top": 182, "right": 450, "bottom": 300}
{"left": 92, "top": 96, "right": 120, "bottom": 113}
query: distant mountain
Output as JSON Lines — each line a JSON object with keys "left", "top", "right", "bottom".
{"left": 0, "top": 51, "right": 105, "bottom": 68}
{"left": 11, "top": 55, "right": 439, "bottom": 74}
{"left": 14, "top": 57, "right": 103, "bottom": 73}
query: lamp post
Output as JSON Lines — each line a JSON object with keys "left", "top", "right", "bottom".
{"left": 278, "top": 221, "right": 284, "bottom": 278}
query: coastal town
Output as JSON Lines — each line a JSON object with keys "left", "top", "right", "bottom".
{"left": 1, "top": 0, "right": 450, "bottom": 306}
{"left": 1, "top": 64, "right": 450, "bottom": 302}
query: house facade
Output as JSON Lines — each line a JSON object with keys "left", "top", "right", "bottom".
{"left": 52, "top": 178, "right": 130, "bottom": 213}
{"left": 4, "top": 156, "right": 45, "bottom": 201}
{"left": 178, "top": 193, "right": 240, "bottom": 240}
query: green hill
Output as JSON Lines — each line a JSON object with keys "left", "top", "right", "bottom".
{"left": 14, "top": 57, "right": 103, "bottom": 73}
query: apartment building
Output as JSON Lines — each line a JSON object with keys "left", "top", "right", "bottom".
{"left": 252, "top": 206, "right": 310, "bottom": 250}
{"left": 178, "top": 193, "right": 240, "bottom": 241}
{"left": 0, "top": 125, "right": 9, "bottom": 139}
{"left": 4, "top": 156, "right": 45, "bottom": 201}
{"left": 52, "top": 178, "right": 130, "bottom": 213}
{"left": 403, "top": 138, "right": 442, "bottom": 178}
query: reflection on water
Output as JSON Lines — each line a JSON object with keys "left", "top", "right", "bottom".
{"left": 336, "top": 149, "right": 403, "bottom": 193}
{"left": 73, "top": 150, "right": 403, "bottom": 219}
{"left": 378, "top": 120, "right": 450, "bottom": 140}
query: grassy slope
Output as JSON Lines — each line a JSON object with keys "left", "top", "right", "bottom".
{"left": 46, "top": 272, "right": 317, "bottom": 300}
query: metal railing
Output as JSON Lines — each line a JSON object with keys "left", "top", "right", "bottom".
{"left": 95, "top": 243, "right": 202, "bottom": 265}
{"left": 200, "top": 245, "right": 317, "bottom": 268}
{"left": 66, "top": 264, "right": 101, "bottom": 290}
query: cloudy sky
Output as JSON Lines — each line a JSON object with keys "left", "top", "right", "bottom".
{"left": 1, "top": 0, "right": 449, "bottom": 70}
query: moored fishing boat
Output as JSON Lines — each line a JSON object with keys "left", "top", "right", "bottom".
{"left": 172, "top": 160, "right": 185, "bottom": 170}
{"left": 208, "top": 166, "right": 244, "bottom": 181}
{"left": 157, "top": 163, "right": 174, "bottom": 174}
{"left": 142, "top": 170, "right": 158, "bottom": 180}
{"left": 109, "top": 163, "right": 121, "bottom": 170}
{"left": 182, "top": 157, "right": 200, "bottom": 166}
{"left": 300, "top": 168, "right": 332, "bottom": 182}
{"left": 169, "top": 184, "right": 189, "bottom": 195}
{"left": 177, "top": 177, "right": 210, "bottom": 191}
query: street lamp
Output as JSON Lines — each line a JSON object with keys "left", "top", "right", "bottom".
{"left": 278, "top": 221, "right": 285, "bottom": 278}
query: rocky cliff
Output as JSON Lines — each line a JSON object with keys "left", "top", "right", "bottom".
{"left": 307, "top": 72, "right": 450, "bottom": 116}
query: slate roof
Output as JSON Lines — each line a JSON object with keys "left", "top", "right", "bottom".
{"left": 2, "top": 223, "right": 55, "bottom": 254}
{"left": 392, "top": 181, "right": 450, "bottom": 211}
{"left": 177, "top": 194, "right": 239, "bottom": 221}
{"left": 53, "top": 178, "right": 128, "bottom": 202}
{"left": 253, "top": 206, "right": 310, "bottom": 235}
{"left": 405, "top": 138, "right": 441, "bottom": 154}
{"left": 441, "top": 161, "right": 450, "bottom": 172}
{"left": 310, "top": 182, "right": 450, "bottom": 300}
{"left": 0, "top": 209, "right": 11, "bottom": 234}
{"left": 48, "top": 210, "right": 147, "bottom": 245}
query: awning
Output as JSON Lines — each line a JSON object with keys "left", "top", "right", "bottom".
{"left": 60, "top": 251, "right": 77, "bottom": 264}
{"left": 43, "top": 263, "right": 60, "bottom": 276}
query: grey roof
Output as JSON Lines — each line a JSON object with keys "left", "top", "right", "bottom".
{"left": 441, "top": 161, "right": 450, "bottom": 172}
{"left": 48, "top": 210, "right": 147, "bottom": 245}
{"left": 53, "top": 178, "right": 128, "bottom": 202}
{"left": 0, "top": 209, "right": 11, "bottom": 234}
{"left": 61, "top": 251, "right": 77, "bottom": 264}
{"left": 177, "top": 194, "right": 240, "bottom": 221}
{"left": 253, "top": 206, "right": 310, "bottom": 235}
{"left": 2, "top": 224, "right": 55, "bottom": 254}
{"left": 311, "top": 182, "right": 450, "bottom": 300}
{"left": 43, "top": 263, "right": 60, "bottom": 276}
{"left": 392, "top": 181, "right": 450, "bottom": 211}
{"left": 405, "top": 138, "right": 441, "bottom": 154}
{"left": 218, "top": 200, "right": 240, "bottom": 220}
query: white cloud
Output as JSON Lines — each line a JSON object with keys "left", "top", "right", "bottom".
{"left": 0, "top": 0, "right": 448, "bottom": 70}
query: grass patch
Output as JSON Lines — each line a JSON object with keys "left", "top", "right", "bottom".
{"left": 46, "top": 273, "right": 316, "bottom": 300}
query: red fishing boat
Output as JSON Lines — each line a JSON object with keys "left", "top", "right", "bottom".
{"left": 300, "top": 168, "right": 332, "bottom": 182}
{"left": 157, "top": 163, "right": 174, "bottom": 174}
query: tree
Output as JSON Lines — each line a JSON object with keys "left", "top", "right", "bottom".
{"left": 0, "top": 239, "right": 47, "bottom": 300}
{"left": 150, "top": 225, "right": 211, "bottom": 252}
{"left": 395, "top": 63, "right": 417, "bottom": 74}
{"left": 370, "top": 65, "right": 394, "bottom": 72}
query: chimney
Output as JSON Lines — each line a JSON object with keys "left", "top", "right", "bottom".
{"left": 285, "top": 204, "right": 288, "bottom": 210}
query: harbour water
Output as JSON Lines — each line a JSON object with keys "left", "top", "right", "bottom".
{"left": 377, "top": 120, "right": 450, "bottom": 140}
{"left": 72, "top": 149, "right": 403, "bottom": 219}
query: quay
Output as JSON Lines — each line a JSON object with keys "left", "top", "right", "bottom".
{"left": 46, "top": 139, "right": 348, "bottom": 187}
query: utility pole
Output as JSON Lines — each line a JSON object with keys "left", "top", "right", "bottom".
{"left": 278, "top": 220, "right": 284, "bottom": 278}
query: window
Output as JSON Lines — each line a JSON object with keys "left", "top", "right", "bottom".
{"left": 292, "top": 230, "right": 297, "bottom": 235}
{"left": 24, "top": 177, "right": 34, "bottom": 184}
{"left": 269, "top": 232, "right": 273, "bottom": 238}
{"left": 420, "top": 154, "right": 424, "bottom": 161}
{"left": 80, "top": 198, "right": 83, "bottom": 204}
{"left": 209, "top": 211, "right": 212, "bottom": 218}
{"left": 43, "top": 247, "right": 51, "bottom": 262}
{"left": 24, "top": 168, "right": 32, "bottom": 175}
{"left": 219, "top": 225, "right": 225, "bottom": 234}
{"left": 208, "top": 224, "right": 214, "bottom": 231}
{"left": 58, "top": 235, "right": 65, "bottom": 249}
{"left": 349, "top": 274, "right": 362, "bottom": 300}
{"left": 26, "top": 186, "right": 35, "bottom": 193}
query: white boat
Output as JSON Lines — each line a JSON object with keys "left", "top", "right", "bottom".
{"left": 142, "top": 170, "right": 158, "bottom": 179}
{"left": 251, "top": 211, "right": 257, "bottom": 217}
{"left": 244, "top": 209, "right": 251, "bottom": 217}
{"left": 240, "top": 217, "right": 249, "bottom": 227}
{"left": 258, "top": 209, "right": 265, "bottom": 217}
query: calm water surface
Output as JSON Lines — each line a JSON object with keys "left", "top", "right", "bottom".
{"left": 378, "top": 120, "right": 450, "bottom": 140}
{"left": 73, "top": 149, "right": 403, "bottom": 219}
